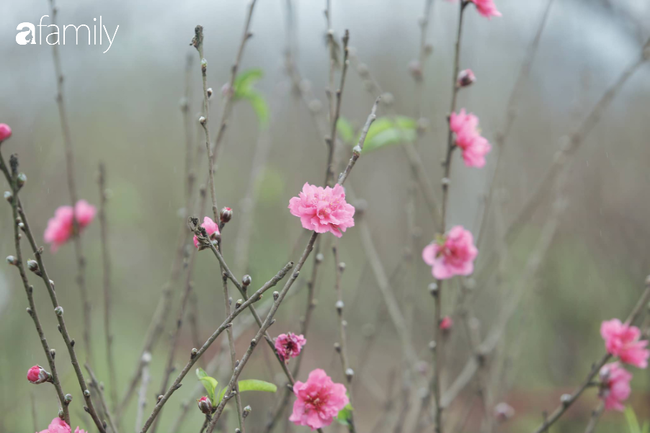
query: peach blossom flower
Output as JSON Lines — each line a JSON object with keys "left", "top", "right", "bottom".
{"left": 601, "top": 319, "right": 649, "bottom": 368}
{"left": 470, "top": 0, "right": 502, "bottom": 18}
{"left": 289, "top": 368, "right": 349, "bottom": 430}
{"left": 422, "top": 226, "right": 478, "bottom": 280}
{"left": 37, "top": 418, "right": 86, "bottom": 433}
{"left": 599, "top": 362, "right": 632, "bottom": 411}
{"left": 450, "top": 109, "right": 491, "bottom": 168}
{"left": 275, "top": 333, "right": 307, "bottom": 362}
{"left": 457, "top": 69, "right": 476, "bottom": 87}
{"left": 0, "top": 124, "right": 12, "bottom": 142}
{"left": 289, "top": 183, "right": 355, "bottom": 238}
{"left": 193, "top": 216, "right": 221, "bottom": 250}
{"left": 44, "top": 200, "right": 96, "bottom": 252}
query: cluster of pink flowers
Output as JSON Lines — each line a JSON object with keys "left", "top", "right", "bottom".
{"left": 38, "top": 418, "right": 86, "bottom": 433}
{"left": 275, "top": 332, "right": 307, "bottom": 362}
{"left": 289, "top": 183, "right": 355, "bottom": 238}
{"left": 193, "top": 216, "right": 220, "bottom": 250}
{"left": 44, "top": 200, "right": 96, "bottom": 252}
{"left": 450, "top": 109, "right": 491, "bottom": 168}
{"left": 597, "top": 319, "right": 649, "bottom": 410}
{"left": 290, "top": 368, "right": 349, "bottom": 430}
{"left": 422, "top": 225, "right": 478, "bottom": 280}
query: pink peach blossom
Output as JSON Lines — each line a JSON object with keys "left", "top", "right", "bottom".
{"left": 275, "top": 333, "right": 307, "bottom": 362}
{"left": 27, "top": 365, "right": 50, "bottom": 384}
{"left": 601, "top": 319, "right": 649, "bottom": 368}
{"left": 599, "top": 362, "right": 632, "bottom": 411}
{"left": 288, "top": 183, "right": 355, "bottom": 238}
{"left": 193, "top": 216, "right": 221, "bottom": 250}
{"left": 0, "top": 124, "right": 12, "bottom": 142}
{"left": 440, "top": 316, "right": 453, "bottom": 330}
{"left": 289, "top": 368, "right": 349, "bottom": 430}
{"left": 44, "top": 200, "right": 96, "bottom": 252}
{"left": 37, "top": 418, "right": 86, "bottom": 433}
{"left": 423, "top": 226, "right": 478, "bottom": 280}
{"left": 450, "top": 109, "right": 491, "bottom": 168}
{"left": 470, "top": 0, "right": 502, "bottom": 18}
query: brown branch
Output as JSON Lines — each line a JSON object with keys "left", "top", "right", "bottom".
{"left": 0, "top": 153, "right": 105, "bottom": 432}
{"left": 47, "top": 0, "right": 93, "bottom": 366}
{"left": 85, "top": 364, "right": 120, "bottom": 433}
{"left": 1, "top": 153, "right": 70, "bottom": 426}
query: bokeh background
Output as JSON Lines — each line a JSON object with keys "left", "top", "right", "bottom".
{"left": 1, "top": 0, "right": 650, "bottom": 432}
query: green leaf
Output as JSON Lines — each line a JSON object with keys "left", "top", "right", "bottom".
{"left": 335, "top": 403, "right": 353, "bottom": 426}
{"left": 359, "top": 116, "right": 417, "bottom": 153}
{"left": 217, "top": 379, "right": 278, "bottom": 402}
{"left": 336, "top": 117, "right": 355, "bottom": 144}
{"left": 234, "top": 68, "right": 264, "bottom": 98}
{"left": 246, "top": 90, "right": 270, "bottom": 127}
{"left": 626, "top": 407, "right": 641, "bottom": 433}
{"left": 196, "top": 368, "right": 218, "bottom": 405}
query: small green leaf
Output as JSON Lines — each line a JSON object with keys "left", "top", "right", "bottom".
{"left": 359, "top": 116, "right": 417, "bottom": 153}
{"left": 246, "top": 90, "right": 270, "bottom": 127}
{"left": 335, "top": 403, "right": 353, "bottom": 426}
{"left": 626, "top": 407, "right": 641, "bottom": 433}
{"left": 196, "top": 368, "right": 218, "bottom": 404}
{"left": 217, "top": 379, "right": 278, "bottom": 402}
{"left": 234, "top": 68, "right": 264, "bottom": 98}
{"left": 337, "top": 117, "right": 355, "bottom": 144}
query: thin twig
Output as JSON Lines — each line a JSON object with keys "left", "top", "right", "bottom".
{"left": 138, "top": 260, "right": 292, "bottom": 433}
{"left": 98, "top": 162, "right": 118, "bottom": 411}
{"left": 47, "top": 0, "right": 93, "bottom": 366}
{"left": 0, "top": 153, "right": 105, "bottom": 432}
{"left": 583, "top": 401, "right": 605, "bottom": 433}
{"left": 135, "top": 353, "right": 152, "bottom": 433}
{"left": 0, "top": 153, "right": 70, "bottom": 426}
{"left": 85, "top": 363, "right": 120, "bottom": 433}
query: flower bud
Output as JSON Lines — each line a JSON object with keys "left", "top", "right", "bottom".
{"left": 27, "top": 365, "right": 51, "bottom": 384}
{"left": 16, "top": 173, "right": 27, "bottom": 189}
{"left": 220, "top": 207, "right": 232, "bottom": 223}
{"left": 494, "top": 402, "right": 515, "bottom": 422}
{"left": 408, "top": 60, "right": 422, "bottom": 80}
{"left": 457, "top": 69, "right": 476, "bottom": 88}
{"left": 207, "top": 88, "right": 213, "bottom": 98}
{"left": 0, "top": 124, "right": 12, "bottom": 143}
{"left": 242, "top": 405, "right": 252, "bottom": 419}
{"left": 6, "top": 255, "right": 17, "bottom": 266}
{"left": 199, "top": 116, "right": 206, "bottom": 125}
{"left": 197, "top": 396, "right": 213, "bottom": 414}
{"left": 54, "top": 306, "right": 64, "bottom": 316}
{"left": 4, "top": 191, "right": 13, "bottom": 203}
{"left": 27, "top": 259, "right": 40, "bottom": 275}
{"left": 560, "top": 394, "right": 572, "bottom": 405}
{"left": 242, "top": 275, "right": 252, "bottom": 287}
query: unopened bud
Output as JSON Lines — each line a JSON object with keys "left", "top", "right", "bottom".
{"left": 235, "top": 299, "right": 243, "bottom": 309}
{"left": 4, "top": 191, "right": 13, "bottom": 203}
{"left": 199, "top": 116, "right": 206, "bottom": 125}
{"left": 560, "top": 394, "right": 572, "bottom": 405}
{"left": 220, "top": 207, "right": 232, "bottom": 223}
{"left": 191, "top": 348, "right": 198, "bottom": 358}
{"left": 6, "top": 255, "right": 17, "bottom": 266}
{"left": 242, "top": 275, "right": 252, "bottom": 287}
{"left": 27, "top": 365, "right": 51, "bottom": 384}
{"left": 345, "top": 368, "right": 354, "bottom": 380}
{"left": 197, "top": 396, "right": 212, "bottom": 414}
{"left": 494, "top": 402, "right": 515, "bottom": 422}
{"left": 207, "top": 88, "right": 213, "bottom": 98}
{"left": 428, "top": 283, "right": 438, "bottom": 297}
{"left": 27, "top": 260, "right": 40, "bottom": 275}
{"left": 16, "top": 173, "right": 27, "bottom": 189}
{"left": 316, "top": 253, "right": 324, "bottom": 263}
{"left": 64, "top": 394, "right": 73, "bottom": 404}
{"left": 242, "top": 405, "right": 252, "bottom": 419}
{"left": 408, "top": 60, "right": 422, "bottom": 80}
{"left": 457, "top": 69, "right": 476, "bottom": 88}
{"left": 0, "top": 124, "right": 12, "bottom": 143}
{"left": 54, "top": 306, "right": 64, "bottom": 316}
{"left": 336, "top": 300, "right": 344, "bottom": 313}
{"left": 83, "top": 389, "right": 91, "bottom": 397}
{"left": 273, "top": 291, "right": 279, "bottom": 301}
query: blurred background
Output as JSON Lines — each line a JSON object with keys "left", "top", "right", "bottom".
{"left": 1, "top": 0, "right": 650, "bottom": 432}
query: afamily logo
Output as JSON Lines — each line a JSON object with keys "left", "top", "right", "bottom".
{"left": 16, "top": 15, "right": 119, "bottom": 54}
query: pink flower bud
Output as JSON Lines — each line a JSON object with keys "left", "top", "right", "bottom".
{"left": 439, "top": 316, "right": 453, "bottom": 331}
{"left": 494, "top": 402, "right": 515, "bottom": 422}
{"left": 220, "top": 207, "right": 233, "bottom": 224}
{"left": 197, "top": 396, "right": 213, "bottom": 414}
{"left": 27, "top": 365, "right": 51, "bottom": 384}
{"left": 0, "top": 124, "right": 12, "bottom": 142}
{"left": 457, "top": 69, "right": 476, "bottom": 88}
